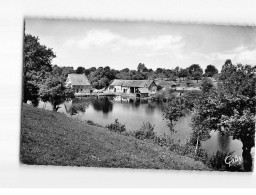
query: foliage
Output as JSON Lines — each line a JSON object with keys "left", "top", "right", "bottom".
{"left": 192, "top": 71, "right": 203, "bottom": 82}
{"left": 106, "top": 119, "right": 126, "bottom": 133}
{"left": 201, "top": 77, "right": 214, "bottom": 93}
{"left": 190, "top": 60, "right": 256, "bottom": 171}
{"left": 87, "top": 120, "right": 95, "bottom": 125}
{"left": 137, "top": 63, "right": 148, "bottom": 72}
{"left": 76, "top": 66, "right": 86, "bottom": 74}
{"left": 182, "top": 90, "right": 202, "bottom": 110}
{"left": 156, "top": 85, "right": 163, "bottom": 91}
{"left": 178, "top": 68, "right": 189, "bottom": 81}
{"left": 52, "top": 65, "right": 75, "bottom": 83}
{"left": 190, "top": 108, "right": 211, "bottom": 154}
{"left": 38, "top": 74, "right": 74, "bottom": 110}
{"left": 219, "top": 59, "right": 235, "bottom": 81}
{"left": 208, "top": 151, "right": 243, "bottom": 171}
{"left": 164, "top": 96, "right": 186, "bottom": 135}
{"left": 134, "top": 122, "right": 155, "bottom": 140}
{"left": 89, "top": 66, "right": 118, "bottom": 89}
{"left": 23, "top": 34, "right": 56, "bottom": 102}
{"left": 68, "top": 99, "right": 90, "bottom": 115}
{"left": 187, "top": 64, "right": 203, "bottom": 82}
{"left": 205, "top": 64, "right": 218, "bottom": 77}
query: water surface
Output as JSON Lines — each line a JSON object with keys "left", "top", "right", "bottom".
{"left": 36, "top": 96, "right": 248, "bottom": 157}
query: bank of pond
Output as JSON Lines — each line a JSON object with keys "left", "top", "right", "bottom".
{"left": 28, "top": 95, "right": 254, "bottom": 163}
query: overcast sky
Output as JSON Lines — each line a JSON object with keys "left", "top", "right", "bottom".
{"left": 25, "top": 18, "right": 256, "bottom": 71}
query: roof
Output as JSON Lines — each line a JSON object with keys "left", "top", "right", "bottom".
{"left": 138, "top": 88, "right": 150, "bottom": 94}
{"left": 68, "top": 74, "right": 91, "bottom": 86}
{"left": 110, "top": 79, "right": 154, "bottom": 88}
{"left": 155, "top": 80, "right": 177, "bottom": 86}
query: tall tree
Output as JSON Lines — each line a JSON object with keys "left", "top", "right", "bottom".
{"left": 23, "top": 34, "right": 56, "bottom": 103}
{"left": 76, "top": 66, "right": 86, "bottom": 74}
{"left": 137, "top": 63, "right": 148, "bottom": 72}
{"left": 191, "top": 61, "right": 256, "bottom": 171}
{"left": 205, "top": 64, "right": 218, "bottom": 77}
{"left": 178, "top": 68, "right": 189, "bottom": 81}
{"left": 164, "top": 95, "right": 186, "bottom": 136}
{"left": 188, "top": 64, "right": 203, "bottom": 75}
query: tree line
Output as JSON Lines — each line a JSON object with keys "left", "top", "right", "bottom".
{"left": 23, "top": 33, "right": 219, "bottom": 104}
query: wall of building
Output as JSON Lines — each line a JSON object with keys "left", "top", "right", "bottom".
{"left": 109, "top": 85, "right": 130, "bottom": 93}
{"left": 72, "top": 85, "right": 91, "bottom": 93}
{"left": 109, "top": 82, "right": 156, "bottom": 94}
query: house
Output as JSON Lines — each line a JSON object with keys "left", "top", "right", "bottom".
{"left": 108, "top": 79, "right": 157, "bottom": 97}
{"left": 65, "top": 73, "right": 92, "bottom": 93}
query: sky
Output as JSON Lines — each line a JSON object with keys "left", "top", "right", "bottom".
{"left": 25, "top": 18, "right": 256, "bottom": 71}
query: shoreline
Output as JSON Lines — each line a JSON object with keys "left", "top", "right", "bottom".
{"left": 20, "top": 104, "right": 210, "bottom": 170}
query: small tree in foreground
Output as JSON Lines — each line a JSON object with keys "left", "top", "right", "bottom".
{"left": 164, "top": 96, "right": 186, "bottom": 137}
{"left": 191, "top": 60, "right": 256, "bottom": 171}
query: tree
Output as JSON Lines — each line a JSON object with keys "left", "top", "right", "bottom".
{"left": 205, "top": 64, "right": 218, "bottom": 77}
{"left": 137, "top": 63, "right": 148, "bottom": 72}
{"left": 188, "top": 64, "right": 203, "bottom": 82}
{"left": 178, "top": 68, "right": 189, "bottom": 81}
{"left": 156, "top": 68, "right": 163, "bottom": 74}
{"left": 188, "top": 64, "right": 203, "bottom": 75}
{"left": 219, "top": 59, "right": 234, "bottom": 81}
{"left": 76, "top": 66, "right": 86, "bottom": 74}
{"left": 192, "top": 71, "right": 202, "bottom": 83}
{"left": 23, "top": 34, "right": 56, "bottom": 103}
{"left": 191, "top": 61, "right": 256, "bottom": 171}
{"left": 164, "top": 96, "right": 186, "bottom": 136}
{"left": 201, "top": 77, "right": 214, "bottom": 93}
{"left": 38, "top": 74, "right": 74, "bottom": 111}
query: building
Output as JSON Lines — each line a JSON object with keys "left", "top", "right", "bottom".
{"left": 65, "top": 73, "right": 92, "bottom": 93}
{"left": 108, "top": 79, "right": 157, "bottom": 97}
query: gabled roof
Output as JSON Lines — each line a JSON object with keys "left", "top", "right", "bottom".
{"left": 110, "top": 79, "right": 154, "bottom": 88}
{"left": 67, "top": 74, "right": 91, "bottom": 86}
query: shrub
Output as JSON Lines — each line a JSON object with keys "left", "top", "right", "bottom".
{"left": 153, "top": 135, "right": 173, "bottom": 147}
{"left": 201, "top": 77, "right": 214, "bottom": 93}
{"left": 106, "top": 119, "right": 126, "bottom": 133}
{"left": 134, "top": 122, "right": 155, "bottom": 140}
{"left": 207, "top": 151, "right": 243, "bottom": 171}
{"left": 87, "top": 120, "right": 95, "bottom": 126}
{"left": 208, "top": 151, "right": 230, "bottom": 170}
{"left": 156, "top": 85, "right": 163, "bottom": 91}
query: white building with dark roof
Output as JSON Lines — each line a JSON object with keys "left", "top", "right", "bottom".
{"left": 108, "top": 79, "right": 157, "bottom": 97}
{"left": 65, "top": 73, "right": 92, "bottom": 93}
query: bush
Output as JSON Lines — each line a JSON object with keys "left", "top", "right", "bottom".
{"left": 134, "top": 122, "right": 155, "bottom": 140}
{"left": 208, "top": 151, "right": 243, "bottom": 171}
{"left": 87, "top": 120, "right": 95, "bottom": 126}
{"left": 156, "top": 85, "right": 163, "bottom": 91}
{"left": 201, "top": 77, "right": 214, "bottom": 93}
{"left": 106, "top": 119, "right": 126, "bottom": 133}
{"left": 153, "top": 135, "right": 173, "bottom": 147}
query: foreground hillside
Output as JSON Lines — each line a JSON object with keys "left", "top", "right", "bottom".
{"left": 20, "top": 104, "right": 210, "bottom": 170}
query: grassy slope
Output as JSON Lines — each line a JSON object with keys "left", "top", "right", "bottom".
{"left": 20, "top": 104, "right": 210, "bottom": 170}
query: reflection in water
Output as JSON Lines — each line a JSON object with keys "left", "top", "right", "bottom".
{"left": 91, "top": 98, "right": 113, "bottom": 114}
{"left": 217, "top": 133, "right": 231, "bottom": 153}
{"left": 36, "top": 96, "right": 243, "bottom": 157}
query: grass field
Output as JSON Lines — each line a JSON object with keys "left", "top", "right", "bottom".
{"left": 20, "top": 104, "right": 210, "bottom": 170}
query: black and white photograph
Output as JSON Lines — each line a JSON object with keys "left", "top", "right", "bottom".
{"left": 20, "top": 18, "right": 255, "bottom": 172}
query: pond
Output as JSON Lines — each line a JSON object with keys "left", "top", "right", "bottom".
{"left": 36, "top": 96, "right": 248, "bottom": 157}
